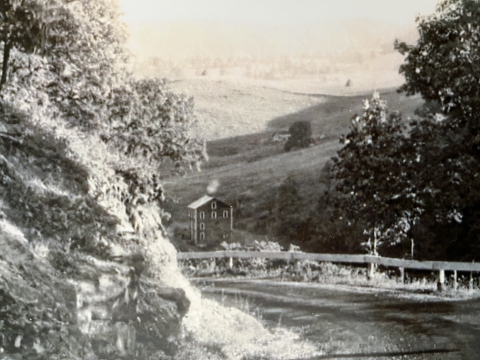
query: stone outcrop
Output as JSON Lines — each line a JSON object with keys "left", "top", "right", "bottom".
{"left": 0, "top": 220, "right": 190, "bottom": 359}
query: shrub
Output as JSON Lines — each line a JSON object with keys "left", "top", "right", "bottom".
{"left": 284, "top": 121, "right": 312, "bottom": 152}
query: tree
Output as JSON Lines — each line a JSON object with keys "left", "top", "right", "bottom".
{"left": 270, "top": 176, "right": 304, "bottom": 244}
{"left": 395, "top": 0, "right": 480, "bottom": 119}
{"left": 303, "top": 168, "right": 365, "bottom": 255}
{"left": 330, "top": 93, "right": 416, "bottom": 255}
{"left": 0, "top": 0, "right": 48, "bottom": 89}
{"left": 105, "top": 78, "right": 206, "bottom": 171}
{"left": 1, "top": 0, "right": 129, "bottom": 128}
{"left": 0, "top": 0, "right": 204, "bottom": 174}
{"left": 395, "top": 0, "right": 480, "bottom": 260}
{"left": 284, "top": 121, "right": 312, "bottom": 152}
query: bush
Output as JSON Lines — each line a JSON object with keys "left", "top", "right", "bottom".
{"left": 284, "top": 121, "right": 312, "bottom": 152}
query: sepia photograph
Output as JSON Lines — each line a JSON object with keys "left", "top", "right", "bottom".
{"left": 0, "top": 0, "right": 479, "bottom": 359}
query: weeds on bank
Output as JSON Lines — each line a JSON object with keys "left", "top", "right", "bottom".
{"left": 179, "top": 257, "right": 479, "bottom": 296}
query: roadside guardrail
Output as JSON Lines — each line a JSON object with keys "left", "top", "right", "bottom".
{"left": 178, "top": 251, "right": 480, "bottom": 291}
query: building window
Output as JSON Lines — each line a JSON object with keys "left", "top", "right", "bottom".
{"left": 200, "top": 232, "right": 205, "bottom": 240}
{"left": 199, "top": 211, "right": 205, "bottom": 219}
{"left": 211, "top": 211, "right": 217, "bottom": 219}
{"left": 211, "top": 201, "right": 217, "bottom": 209}
{"left": 200, "top": 223, "right": 205, "bottom": 230}
{"left": 223, "top": 210, "right": 229, "bottom": 218}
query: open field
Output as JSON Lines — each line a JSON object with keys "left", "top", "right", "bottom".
{"left": 167, "top": 72, "right": 423, "bottom": 141}
{"left": 168, "top": 78, "right": 325, "bottom": 140}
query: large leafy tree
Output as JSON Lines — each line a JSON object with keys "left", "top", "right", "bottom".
{"left": 330, "top": 93, "right": 417, "bottom": 255}
{"left": 1, "top": 0, "right": 129, "bottom": 127}
{"left": 395, "top": 0, "right": 480, "bottom": 260}
{"left": 396, "top": 0, "right": 480, "bottom": 118}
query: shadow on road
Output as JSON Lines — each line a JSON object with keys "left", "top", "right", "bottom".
{"left": 303, "top": 348, "right": 459, "bottom": 359}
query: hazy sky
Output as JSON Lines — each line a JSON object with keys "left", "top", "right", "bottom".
{"left": 118, "top": 0, "right": 440, "bottom": 26}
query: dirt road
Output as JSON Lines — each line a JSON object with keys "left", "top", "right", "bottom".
{"left": 193, "top": 279, "right": 480, "bottom": 359}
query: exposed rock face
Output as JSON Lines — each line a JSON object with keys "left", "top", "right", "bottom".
{"left": 0, "top": 225, "right": 93, "bottom": 359}
{"left": 0, "top": 221, "right": 190, "bottom": 359}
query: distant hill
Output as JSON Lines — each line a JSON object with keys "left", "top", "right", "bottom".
{"left": 127, "top": 18, "right": 417, "bottom": 61}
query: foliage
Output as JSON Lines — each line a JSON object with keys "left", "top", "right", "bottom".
{"left": 0, "top": 0, "right": 48, "bottom": 88}
{"left": 303, "top": 189, "right": 365, "bottom": 254}
{"left": 267, "top": 175, "right": 309, "bottom": 246}
{"left": 0, "top": 0, "right": 204, "bottom": 173}
{"left": 330, "top": 93, "right": 414, "bottom": 254}
{"left": 395, "top": 0, "right": 480, "bottom": 118}
{"left": 309, "top": 0, "right": 480, "bottom": 260}
{"left": 284, "top": 120, "right": 312, "bottom": 152}
{"left": 394, "top": 0, "right": 480, "bottom": 260}
{"left": 1, "top": 0, "right": 129, "bottom": 128}
{"left": 106, "top": 78, "right": 206, "bottom": 171}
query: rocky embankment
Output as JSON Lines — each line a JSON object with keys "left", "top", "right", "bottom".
{"left": 0, "top": 104, "right": 190, "bottom": 359}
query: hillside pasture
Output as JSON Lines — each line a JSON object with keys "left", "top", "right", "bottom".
{"left": 168, "top": 78, "right": 323, "bottom": 140}
{"left": 169, "top": 77, "right": 421, "bottom": 142}
{"left": 203, "top": 88, "right": 423, "bottom": 167}
{"left": 163, "top": 139, "right": 339, "bottom": 232}
{"left": 268, "top": 90, "right": 424, "bottom": 134}
{"left": 163, "top": 87, "right": 424, "bottom": 245}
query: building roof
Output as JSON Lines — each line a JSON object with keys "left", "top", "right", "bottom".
{"left": 188, "top": 195, "right": 233, "bottom": 209}
{"left": 187, "top": 195, "right": 214, "bottom": 209}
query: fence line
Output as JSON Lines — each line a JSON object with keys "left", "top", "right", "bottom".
{"left": 177, "top": 251, "right": 480, "bottom": 272}
{"left": 177, "top": 251, "right": 479, "bottom": 291}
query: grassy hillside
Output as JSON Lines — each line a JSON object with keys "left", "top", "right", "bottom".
{"left": 268, "top": 90, "right": 423, "bottom": 134}
{"left": 163, "top": 88, "right": 424, "bottom": 246}
{"left": 166, "top": 71, "right": 422, "bottom": 141}
{"left": 168, "top": 78, "right": 323, "bottom": 140}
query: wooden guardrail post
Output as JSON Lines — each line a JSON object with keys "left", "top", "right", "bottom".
{"left": 398, "top": 267, "right": 405, "bottom": 284}
{"left": 469, "top": 261, "right": 475, "bottom": 291}
{"left": 437, "top": 269, "right": 445, "bottom": 292}
{"left": 367, "top": 262, "right": 375, "bottom": 280}
{"left": 229, "top": 256, "right": 233, "bottom": 269}
{"left": 453, "top": 270, "right": 457, "bottom": 291}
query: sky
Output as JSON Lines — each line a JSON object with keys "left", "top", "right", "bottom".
{"left": 118, "top": 0, "right": 440, "bottom": 26}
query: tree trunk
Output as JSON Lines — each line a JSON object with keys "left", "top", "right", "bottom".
{"left": 373, "top": 227, "right": 378, "bottom": 256}
{"left": 0, "top": 41, "right": 12, "bottom": 91}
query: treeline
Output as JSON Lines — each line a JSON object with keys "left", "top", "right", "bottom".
{"left": 140, "top": 46, "right": 390, "bottom": 80}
